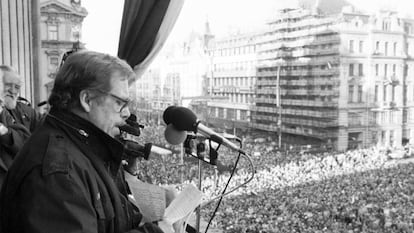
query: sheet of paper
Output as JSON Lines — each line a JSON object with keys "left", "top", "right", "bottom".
{"left": 125, "top": 172, "right": 166, "bottom": 223}
{"left": 163, "top": 184, "right": 204, "bottom": 224}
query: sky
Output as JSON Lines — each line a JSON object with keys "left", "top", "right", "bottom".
{"left": 81, "top": 0, "right": 414, "bottom": 56}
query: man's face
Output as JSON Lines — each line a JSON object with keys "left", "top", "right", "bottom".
{"left": 88, "top": 75, "right": 131, "bottom": 137}
{"left": 3, "top": 71, "right": 22, "bottom": 109}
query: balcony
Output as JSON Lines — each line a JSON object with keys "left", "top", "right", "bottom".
{"left": 257, "top": 68, "right": 339, "bottom": 78}
{"left": 250, "top": 122, "right": 278, "bottom": 131}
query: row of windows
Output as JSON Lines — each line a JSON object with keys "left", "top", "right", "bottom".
{"left": 213, "top": 61, "right": 255, "bottom": 72}
{"left": 213, "top": 76, "right": 255, "bottom": 87}
{"left": 349, "top": 40, "right": 407, "bottom": 56}
{"left": 349, "top": 84, "right": 414, "bottom": 104}
{"left": 374, "top": 63, "right": 402, "bottom": 77}
{"left": 349, "top": 63, "right": 408, "bottom": 78}
{"left": 371, "top": 111, "right": 401, "bottom": 125}
{"left": 349, "top": 63, "right": 364, "bottom": 77}
{"left": 374, "top": 85, "right": 397, "bottom": 102}
{"left": 212, "top": 45, "right": 256, "bottom": 57}
{"left": 372, "top": 130, "right": 396, "bottom": 146}
{"left": 212, "top": 93, "right": 254, "bottom": 104}
{"left": 209, "top": 107, "right": 249, "bottom": 121}
{"left": 348, "top": 40, "right": 364, "bottom": 53}
{"left": 348, "top": 85, "right": 364, "bottom": 103}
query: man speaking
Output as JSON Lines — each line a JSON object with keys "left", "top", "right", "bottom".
{"left": 0, "top": 51, "right": 164, "bottom": 233}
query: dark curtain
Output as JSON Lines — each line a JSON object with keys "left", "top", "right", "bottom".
{"left": 117, "top": 0, "right": 170, "bottom": 68}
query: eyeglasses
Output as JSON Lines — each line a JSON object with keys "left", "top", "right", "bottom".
{"left": 94, "top": 89, "right": 131, "bottom": 113}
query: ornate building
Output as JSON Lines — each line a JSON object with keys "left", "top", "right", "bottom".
{"left": 39, "top": 0, "right": 87, "bottom": 110}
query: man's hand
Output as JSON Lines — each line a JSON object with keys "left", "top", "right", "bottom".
{"left": 0, "top": 123, "right": 8, "bottom": 136}
{"left": 163, "top": 186, "right": 178, "bottom": 207}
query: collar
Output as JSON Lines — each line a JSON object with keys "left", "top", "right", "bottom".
{"left": 46, "top": 109, "right": 124, "bottom": 166}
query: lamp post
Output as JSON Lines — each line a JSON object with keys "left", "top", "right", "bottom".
{"left": 277, "top": 65, "right": 282, "bottom": 149}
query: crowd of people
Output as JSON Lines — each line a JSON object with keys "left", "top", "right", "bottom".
{"left": 135, "top": 125, "right": 414, "bottom": 233}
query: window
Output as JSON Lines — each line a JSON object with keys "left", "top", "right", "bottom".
{"left": 381, "top": 130, "right": 386, "bottom": 144}
{"left": 349, "top": 64, "right": 354, "bottom": 76}
{"left": 358, "top": 63, "right": 363, "bottom": 76}
{"left": 358, "top": 85, "right": 363, "bottom": 102}
{"left": 348, "top": 112, "right": 362, "bottom": 126}
{"left": 376, "top": 41, "right": 380, "bottom": 51}
{"left": 392, "top": 64, "right": 396, "bottom": 76}
{"left": 348, "top": 85, "right": 354, "bottom": 102}
{"left": 403, "top": 84, "right": 407, "bottom": 102}
{"left": 383, "top": 21, "right": 390, "bottom": 31}
{"left": 390, "top": 130, "right": 395, "bottom": 146}
{"left": 50, "top": 57, "right": 59, "bottom": 66}
{"left": 403, "top": 109, "right": 408, "bottom": 123}
{"left": 349, "top": 40, "right": 354, "bottom": 53}
{"left": 374, "top": 85, "right": 379, "bottom": 102}
{"left": 48, "top": 24, "right": 58, "bottom": 40}
{"left": 404, "top": 23, "right": 412, "bottom": 34}
{"left": 375, "top": 64, "right": 379, "bottom": 76}
{"left": 359, "top": 41, "right": 363, "bottom": 53}
{"left": 383, "top": 85, "right": 387, "bottom": 102}
{"left": 393, "top": 42, "right": 397, "bottom": 56}
{"left": 392, "top": 86, "right": 396, "bottom": 102}
{"left": 385, "top": 42, "right": 388, "bottom": 56}
{"left": 404, "top": 65, "right": 408, "bottom": 77}
{"left": 384, "top": 64, "right": 388, "bottom": 77}
{"left": 413, "top": 85, "right": 414, "bottom": 101}
{"left": 372, "top": 131, "right": 378, "bottom": 144}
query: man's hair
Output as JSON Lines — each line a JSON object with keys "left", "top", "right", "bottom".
{"left": 0, "top": 65, "right": 20, "bottom": 82}
{"left": 48, "top": 50, "right": 135, "bottom": 111}
{"left": 0, "top": 65, "right": 16, "bottom": 73}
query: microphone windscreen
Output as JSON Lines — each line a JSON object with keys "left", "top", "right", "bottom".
{"left": 163, "top": 106, "right": 177, "bottom": 125}
{"left": 169, "top": 107, "right": 197, "bottom": 131}
{"left": 164, "top": 124, "right": 187, "bottom": 145}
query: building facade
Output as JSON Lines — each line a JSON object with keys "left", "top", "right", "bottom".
{"left": 0, "top": 0, "right": 41, "bottom": 103}
{"left": 39, "top": 0, "right": 87, "bottom": 109}
{"left": 253, "top": 6, "right": 414, "bottom": 151}
{"left": 204, "top": 32, "right": 259, "bottom": 134}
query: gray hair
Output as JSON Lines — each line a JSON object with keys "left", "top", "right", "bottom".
{"left": 48, "top": 50, "right": 135, "bottom": 111}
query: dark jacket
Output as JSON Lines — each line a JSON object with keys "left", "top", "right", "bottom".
{"left": 7, "top": 101, "right": 44, "bottom": 133}
{"left": 0, "top": 109, "right": 30, "bottom": 188}
{"left": 0, "top": 110, "right": 163, "bottom": 233}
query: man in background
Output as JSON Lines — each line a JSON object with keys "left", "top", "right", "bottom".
{"left": 0, "top": 65, "right": 43, "bottom": 133}
{"left": 0, "top": 68, "right": 30, "bottom": 189}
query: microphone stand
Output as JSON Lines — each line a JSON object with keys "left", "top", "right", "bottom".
{"left": 195, "top": 143, "right": 204, "bottom": 232}
{"left": 195, "top": 139, "right": 209, "bottom": 232}
{"left": 183, "top": 136, "right": 217, "bottom": 233}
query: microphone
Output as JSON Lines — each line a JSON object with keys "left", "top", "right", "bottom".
{"left": 163, "top": 106, "right": 245, "bottom": 154}
{"left": 122, "top": 140, "right": 173, "bottom": 160}
{"left": 119, "top": 114, "right": 144, "bottom": 136}
{"left": 123, "top": 140, "right": 152, "bottom": 160}
{"left": 164, "top": 124, "right": 187, "bottom": 145}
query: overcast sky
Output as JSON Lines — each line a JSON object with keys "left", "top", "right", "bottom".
{"left": 81, "top": 0, "right": 414, "bottom": 56}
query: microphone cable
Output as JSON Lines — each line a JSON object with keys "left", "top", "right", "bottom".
{"left": 202, "top": 140, "right": 256, "bottom": 233}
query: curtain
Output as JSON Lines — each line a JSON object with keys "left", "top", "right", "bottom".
{"left": 118, "top": 0, "right": 185, "bottom": 81}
